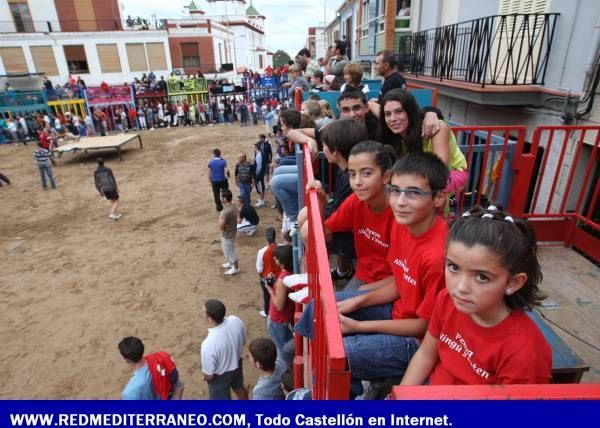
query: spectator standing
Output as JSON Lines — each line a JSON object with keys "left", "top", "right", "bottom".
{"left": 208, "top": 148, "right": 230, "bottom": 212}
{"left": 235, "top": 153, "right": 255, "bottom": 207}
{"left": 219, "top": 189, "right": 240, "bottom": 276}
{"left": 375, "top": 50, "right": 407, "bottom": 102}
{"left": 249, "top": 338, "right": 286, "bottom": 400}
{"left": 200, "top": 299, "right": 248, "bottom": 400}
{"left": 256, "top": 227, "right": 280, "bottom": 318}
{"left": 33, "top": 141, "right": 56, "bottom": 189}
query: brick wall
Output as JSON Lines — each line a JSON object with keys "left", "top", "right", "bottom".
{"left": 168, "top": 37, "right": 216, "bottom": 74}
{"left": 384, "top": 0, "right": 397, "bottom": 50}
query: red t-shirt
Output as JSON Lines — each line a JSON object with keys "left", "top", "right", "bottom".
{"left": 261, "top": 243, "right": 281, "bottom": 279}
{"left": 428, "top": 289, "right": 552, "bottom": 385}
{"left": 325, "top": 193, "right": 394, "bottom": 283}
{"left": 388, "top": 216, "right": 447, "bottom": 323}
{"left": 268, "top": 270, "right": 294, "bottom": 324}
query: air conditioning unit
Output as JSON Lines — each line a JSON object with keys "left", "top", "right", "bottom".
{"left": 174, "top": 68, "right": 185, "bottom": 75}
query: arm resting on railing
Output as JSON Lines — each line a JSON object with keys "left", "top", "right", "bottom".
{"left": 339, "top": 314, "right": 428, "bottom": 337}
{"left": 400, "top": 332, "right": 439, "bottom": 386}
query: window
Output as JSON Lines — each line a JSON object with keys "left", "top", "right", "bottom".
{"left": 396, "top": 0, "right": 411, "bottom": 17}
{"left": 126, "top": 43, "right": 148, "bottom": 72}
{"left": 30, "top": 46, "right": 58, "bottom": 75}
{"left": 10, "top": 2, "right": 34, "bottom": 33}
{"left": 96, "top": 44, "right": 121, "bottom": 73}
{"left": 361, "top": 0, "right": 369, "bottom": 37}
{"left": 181, "top": 43, "right": 200, "bottom": 68}
{"left": 64, "top": 45, "right": 89, "bottom": 74}
{"left": 146, "top": 43, "right": 167, "bottom": 70}
{"left": 0, "top": 47, "right": 28, "bottom": 73}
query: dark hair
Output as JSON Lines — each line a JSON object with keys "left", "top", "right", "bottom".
{"left": 376, "top": 50, "right": 398, "bottom": 69}
{"left": 249, "top": 338, "right": 277, "bottom": 371}
{"left": 118, "top": 336, "right": 144, "bottom": 362}
{"left": 259, "top": 134, "right": 266, "bottom": 139}
{"left": 236, "top": 195, "right": 246, "bottom": 205}
{"left": 220, "top": 188, "right": 233, "bottom": 202}
{"left": 422, "top": 106, "right": 444, "bottom": 120}
{"left": 96, "top": 157, "right": 105, "bottom": 166}
{"left": 281, "top": 369, "right": 294, "bottom": 393}
{"left": 280, "top": 110, "right": 315, "bottom": 130}
{"left": 349, "top": 140, "right": 397, "bottom": 174}
{"left": 273, "top": 244, "right": 293, "bottom": 271}
{"left": 282, "top": 230, "right": 292, "bottom": 244}
{"left": 334, "top": 40, "right": 346, "bottom": 55}
{"left": 337, "top": 88, "right": 367, "bottom": 106}
{"left": 379, "top": 89, "right": 423, "bottom": 156}
{"left": 448, "top": 206, "right": 545, "bottom": 310}
{"left": 205, "top": 299, "right": 226, "bottom": 324}
{"left": 312, "top": 70, "right": 324, "bottom": 81}
{"left": 297, "top": 48, "right": 311, "bottom": 58}
{"left": 265, "top": 226, "right": 276, "bottom": 244}
{"left": 213, "top": 148, "right": 221, "bottom": 157}
{"left": 391, "top": 152, "right": 449, "bottom": 192}
{"left": 322, "top": 119, "right": 368, "bottom": 161}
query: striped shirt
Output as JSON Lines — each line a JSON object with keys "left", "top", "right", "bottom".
{"left": 33, "top": 148, "right": 52, "bottom": 166}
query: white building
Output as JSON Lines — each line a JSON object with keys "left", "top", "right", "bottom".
{"left": 0, "top": 0, "right": 171, "bottom": 85}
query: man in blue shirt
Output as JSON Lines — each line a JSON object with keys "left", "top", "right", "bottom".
{"left": 208, "top": 148, "right": 230, "bottom": 212}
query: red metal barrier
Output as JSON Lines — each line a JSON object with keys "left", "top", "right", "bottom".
{"left": 509, "top": 126, "right": 600, "bottom": 262}
{"left": 294, "top": 144, "right": 350, "bottom": 399}
{"left": 449, "top": 125, "right": 527, "bottom": 214}
{"left": 390, "top": 384, "right": 600, "bottom": 400}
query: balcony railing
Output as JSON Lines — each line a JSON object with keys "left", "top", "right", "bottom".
{"left": 398, "top": 13, "right": 559, "bottom": 87}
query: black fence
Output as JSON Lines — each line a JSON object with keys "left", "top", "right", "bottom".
{"left": 398, "top": 13, "right": 559, "bottom": 87}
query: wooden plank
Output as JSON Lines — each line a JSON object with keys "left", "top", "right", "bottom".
{"left": 537, "top": 247, "right": 600, "bottom": 382}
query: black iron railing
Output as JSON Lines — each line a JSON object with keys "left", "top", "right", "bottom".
{"left": 398, "top": 13, "right": 559, "bottom": 87}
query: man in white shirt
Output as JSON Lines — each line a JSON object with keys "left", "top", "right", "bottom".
{"left": 200, "top": 299, "right": 249, "bottom": 400}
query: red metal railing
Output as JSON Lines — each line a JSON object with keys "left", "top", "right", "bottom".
{"left": 449, "top": 125, "right": 527, "bottom": 214}
{"left": 508, "top": 126, "right": 600, "bottom": 262}
{"left": 390, "top": 384, "right": 600, "bottom": 400}
{"left": 294, "top": 143, "right": 350, "bottom": 399}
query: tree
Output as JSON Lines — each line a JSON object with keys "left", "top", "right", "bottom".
{"left": 273, "top": 50, "right": 291, "bottom": 68}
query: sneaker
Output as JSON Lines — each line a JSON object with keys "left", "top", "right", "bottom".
{"left": 108, "top": 213, "right": 119, "bottom": 220}
{"left": 331, "top": 266, "right": 354, "bottom": 281}
{"left": 283, "top": 273, "right": 308, "bottom": 289}
{"left": 224, "top": 267, "right": 240, "bottom": 276}
{"left": 222, "top": 262, "right": 232, "bottom": 269}
{"left": 289, "top": 222, "right": 299, "bottom": 237}
{"left": 289, "top": 287, "right": 310, "bottom": 304}
{"left": 254, "top": 200, "right": 265, "bottom": 207}
{"left": 259, "top": 310, "right": 267, "bottom": 318}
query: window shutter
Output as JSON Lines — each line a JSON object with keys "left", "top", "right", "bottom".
{"left": 64, "top": 45, "right": 87, "bottom": 61}
{"left": 0, "top": 47, "right": 28, "bottom": 73}
{"left": 97, "top": 44, "right": 121, "bottom": 73}
{"left": 126, "top": 43, "right": 148, "bottom": 72}
{"left": 30, "top": 46, "right": 58, "bottom": 75}
{"left": 146, "top": 43, "right": 167, "bottom": 70}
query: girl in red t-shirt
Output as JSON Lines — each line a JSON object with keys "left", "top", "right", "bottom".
{"left": 307, "top": 140, "right": 397, "bottom": 291}
{"left": 264, "top": 244, "right": 295, "bottom": 368}
{"left": 402, "top": 206, "right": 552, "bottom": 385}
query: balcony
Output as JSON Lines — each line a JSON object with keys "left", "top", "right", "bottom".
{"left": 397, "top": 13, "right": 560, "bottom": 104}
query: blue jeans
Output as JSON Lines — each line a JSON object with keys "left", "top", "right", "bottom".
{"left": 270, "top": 165, "right": 299, "bottom": 221}
{"left": 38, "top": 164, "right": 56, "bottom": 189}
{"left": 267, "top": 317, "right": 294, "bottom": 369}
{"left": 294, "top": 291, "right": 419, "bottom": 382}
{"left": 238, "top": 183, "right": 252, "bottom": 206}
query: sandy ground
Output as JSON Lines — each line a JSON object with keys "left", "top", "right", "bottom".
{"left": 0, "top": 124, "right": 281, "bottom": 398}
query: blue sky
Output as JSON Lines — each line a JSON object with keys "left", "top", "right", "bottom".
{"left": 121, "top": 0, "right": 339, "bottom": 56}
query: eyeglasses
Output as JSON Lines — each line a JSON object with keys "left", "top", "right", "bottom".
{"left": 385, "top": 185, "right": 438, "bottom": 200}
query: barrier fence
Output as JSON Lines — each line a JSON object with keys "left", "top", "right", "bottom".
{"left": 294, "top": 143, "right": 350, "bottom": 399}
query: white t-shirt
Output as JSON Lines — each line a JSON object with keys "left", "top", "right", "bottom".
{"left": 201, "top": 316, "right": 247, "bottom": 375}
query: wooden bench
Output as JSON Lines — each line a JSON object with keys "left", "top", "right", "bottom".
{"left": 527, "top": 310, "right": 589, "bottom": 383}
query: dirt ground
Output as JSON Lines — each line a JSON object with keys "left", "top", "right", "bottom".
{"left": 0, "top": 124, "right": 280, "bottom": 398}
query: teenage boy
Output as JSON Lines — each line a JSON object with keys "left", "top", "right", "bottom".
{"left": 235, "top": 152, "right": 255, "bottom": 207}
{"left": 236, "top": 195, "right": 260, "bottom": 236}
{"left": 118, "top": 336, "right": 184, "bottom": 400}
{"left": 94, "top": 157, "right": 121, "bottom": 220}
{"left": 33, "top": 141, "right": 56, "bottom": 190}
{"left": 295, "top": 152, "right": 449, "bottom": 398}
{"left": 200, "top": 299, "right": 248, "bottom": 400}
{"left": 248, "top": 338, "right": 286, "bottom": 400}
{"left": 208, "top": 148, "right": 230, "bottom": 212}
{"left": 219, "top": 189, "right": 240, "bottom": 275}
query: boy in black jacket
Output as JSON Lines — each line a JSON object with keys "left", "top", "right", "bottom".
{"left": 94, "top": 157, "right": 121, "bottom": 220}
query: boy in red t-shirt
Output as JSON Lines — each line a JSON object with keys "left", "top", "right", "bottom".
{"left": 296, "top": 151, "right": 449, "bottom": 398}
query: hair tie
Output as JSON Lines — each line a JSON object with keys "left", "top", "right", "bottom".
{"left": 482, "top": 213, "right": 494, "bottom": 219}
{"left": 505, "top": 216, "right": 514, "bottom": 223}
{"left": 487, "top": 205, "right": 498, "bottom": 212}
{"left": 462, "top": 212, "right": 471, "bottom": 218}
